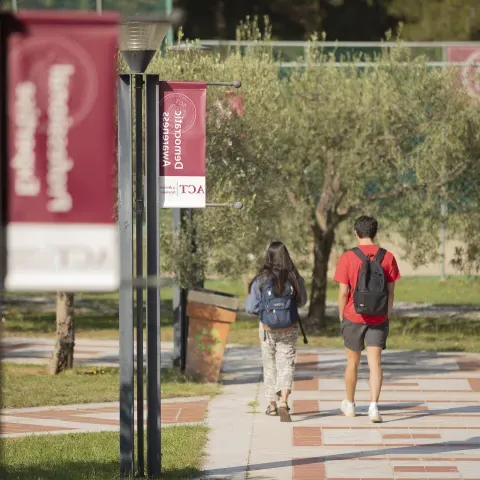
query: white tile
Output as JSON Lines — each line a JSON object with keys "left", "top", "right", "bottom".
{"left": 326, "top": 460, "right": 393, "bottom": 478}
{"left": 456, "top": 461, "right": 480, "bottom": 479}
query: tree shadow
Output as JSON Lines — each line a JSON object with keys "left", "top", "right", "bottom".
{"left": 291, "top": 401, "right": 427, "bottom": 422}
{"left": 1, "top": 297, "right": 175, "bottom": 335}
{"left": 294, "top": 349, "right": 466, "bottom": 379}
{"left": 203, "top": 437, "right": 480, "bottom": 478}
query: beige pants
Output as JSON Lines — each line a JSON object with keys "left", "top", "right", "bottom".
{"left": 259, "top": 323, "right": 298, "bottom": 401}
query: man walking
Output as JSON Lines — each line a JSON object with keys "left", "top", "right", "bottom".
{"left": 334, "top": 215, "right": 400, "bottom": 423}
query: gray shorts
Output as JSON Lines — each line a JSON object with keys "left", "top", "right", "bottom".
{"left": 340, "top": 318, "right": 389, "bottom": 351}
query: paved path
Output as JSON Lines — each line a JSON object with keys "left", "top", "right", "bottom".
{"left": 0, "top": 396, "right": 209, "bottom": 438}
{"left": 203, "top": 347, "right": 480, "bottom": 480}
{"left": 0, "top": 338, "right": 174, "bottom": 367}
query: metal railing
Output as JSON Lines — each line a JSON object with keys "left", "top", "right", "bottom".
{"left": 199, "top": 40, "right": 480, "bottom": 69}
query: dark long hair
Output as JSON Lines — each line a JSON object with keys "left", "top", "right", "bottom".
{"left": 249, "top": 241, "right": 301, "bottom": 297}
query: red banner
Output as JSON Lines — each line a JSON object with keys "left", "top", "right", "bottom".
{"left": 159, "top": 81, "right": 207, "bottom": 208}
{"left": 447, "top": 46, "right": 480, "bottom": 100}
{"left": 6, "top": 11, "right": 119, "bottom": 291}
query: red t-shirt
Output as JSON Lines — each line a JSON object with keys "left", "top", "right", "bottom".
{"left": 334, "top": 245, "right": 401, "bottom": 325}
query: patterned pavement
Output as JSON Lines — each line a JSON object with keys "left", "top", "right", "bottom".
{"left": 254, "top": 350, "right": 480, "bottom": 480}
{"left": 3, "top": 338, "right": 480, "bottom": 479}
{"left": 0, "top": 397, "right": 210, "bottom": 438}
{"left": 203, "top": 347, "right": 480, "bottom": 480}
{"left": 0, "top": 337, "right": 173, "bottom": 367}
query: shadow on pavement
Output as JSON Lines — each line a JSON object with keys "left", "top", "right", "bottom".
{"left": 203, "top": 437, "right": 480, "bottom": 478}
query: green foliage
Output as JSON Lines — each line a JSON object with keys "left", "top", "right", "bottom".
{"left": 150, "top": 21, "right": 480, "bottom": 288}
{"left": 388, "top": 0, "right": 480, "bottom": 41}
{"left": 152, "top": 23, "right": 309, "bottom": 286}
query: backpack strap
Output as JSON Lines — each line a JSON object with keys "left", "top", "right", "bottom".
{"left": 351, "top": 247, "right": 369, "bottom": 262}
{"left": 374, "top": 248, "right": 387, "bottom": 264}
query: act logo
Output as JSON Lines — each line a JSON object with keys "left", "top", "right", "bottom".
{"left": 179, "top": 184, "right": 205, "bottom": 194}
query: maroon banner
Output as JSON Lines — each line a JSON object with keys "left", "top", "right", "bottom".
{"left": 447, "top": 46, "right": 480, "bottom": 100}
{"left": 6, "top": 11, "right": 119, "bottom": 291}
{"left": 159, "top": 81, "right": 207, "bottom": 208}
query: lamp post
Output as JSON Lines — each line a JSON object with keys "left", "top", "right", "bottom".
{"left": 118, "top": 11, "right": 182, "bottom": 478}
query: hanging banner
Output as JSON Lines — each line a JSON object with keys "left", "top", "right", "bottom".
{"left": 159, "top": 81, "right": 207, "bottom": 208}
{"left": 1, "top": 14, "right": 24, "bottom": 291}
{"left": 6, "top": 11, "right": 120, "bottom": 291}
{"left": 447, "top": 46, "right": 480, "bottom": 101}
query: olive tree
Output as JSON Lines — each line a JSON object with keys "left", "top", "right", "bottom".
{"left": 281, "top": 40, "right": 480, "bottom": 328}
{"left": 152, "top": 25, "right": 309, "bottom": 288}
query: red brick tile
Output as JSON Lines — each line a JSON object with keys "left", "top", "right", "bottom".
{"left": 457, "top": 359, "right": 480, "bottom": 371}
{"left": 425, "top": 466, "right": 459, "bottom": 473}
{"left": 294, "top": 427, "right": 321, "bottom": 437}
{"left": 296, "top": 354, "right": 319, "bottom": 371}
{"left": 292, "top": 400, "right": 319, "bottom": 416}
{"left": 468, "top": 378, "right": 480, "bottom": 392}
{"left": 394, "top": 466, "right": 425, "bottom": 472}
{"left": 383, "top": 433, "right": 440, "bottom": 440}
{"left": 383, "top": 382, "right": 419, "bottom": 387}
{"left": 403, "top": 405, "right": 429, "bottom": 411}
{"left": 293, "top": 458, "right": 325, "bottom": 480}
{"left": 294, "top": 378, "right": 319, "bottom": 391}
{"left": 1, "top": 422, "right": 75, "bottom": 434}
{"left": 0, "top": 343, "right": 33, "bottom": 352}
{"left": 293, "top": 427, "right": 322, "bottom": 447}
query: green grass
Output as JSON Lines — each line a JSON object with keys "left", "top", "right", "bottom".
{"left": 1, "top": 365, "right": 221, "bottom": 409}
{"left": 225, "top": 314, "right": 480, "bottom": 352}
{"left": 0, "top": 426, "right": 208, "bottom": 479}
{"left": 2, "top": 276, "right": 479, "bottom": 341}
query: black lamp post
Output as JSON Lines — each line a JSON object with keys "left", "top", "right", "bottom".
{"left": 118, "top": 11, "right": 182, "bottom": 479}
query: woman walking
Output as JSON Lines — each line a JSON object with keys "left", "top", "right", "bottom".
{"left": 246, "top": 241, "right": 308, "bottom": 422}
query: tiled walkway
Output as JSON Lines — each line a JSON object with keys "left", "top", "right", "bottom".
{"left": 0, "top": 337, "right": 173, "bottom": 367}
{"left": 0, "top": 397, "right": 209, "bottom": 438}
{"left": 204, "top": 347, "right": 480, "bottom": 480}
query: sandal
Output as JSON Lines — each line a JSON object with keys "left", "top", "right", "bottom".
{"left": 265, "top": 405, "right": 278, "bottom": 416}
{"left": 278, "top": 402, "right": 292, "bottom": 422}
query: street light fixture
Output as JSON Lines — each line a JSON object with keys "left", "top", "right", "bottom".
{"left": 120, "top": 11, "right": 183, "bottom": 73}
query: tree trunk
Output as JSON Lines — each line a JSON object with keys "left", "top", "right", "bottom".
{"left": 49, "top": 292, "right": 75, "bottom": 375}
{"left": 307, "top": 224, "right": 335, "bottom": 330}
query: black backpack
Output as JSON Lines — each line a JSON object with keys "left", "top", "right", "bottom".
{"left": 352, "top": 247, "right": 389, "bottom": 316}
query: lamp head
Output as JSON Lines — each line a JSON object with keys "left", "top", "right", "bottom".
{"left": 120, "top": 10, "right": 184, "bottom": 73}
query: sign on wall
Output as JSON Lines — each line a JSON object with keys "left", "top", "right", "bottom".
{"left": 447, "top": 46, "right": 480, "bottom": 101}
{"left": 6, "top": 11, "right": 120, "bottom": 291}
{"left": 159, "top": 81, "right": 207, "bottom": 208}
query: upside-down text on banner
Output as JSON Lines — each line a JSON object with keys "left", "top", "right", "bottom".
{"left": 159, "top": 81, "right": 207, "bottom": 208}
{"left": 6, "top": 11, "right": 119, "bottom": 291}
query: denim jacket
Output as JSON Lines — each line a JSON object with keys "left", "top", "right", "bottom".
{"left": 245, "top": 276, "right": 308, "bottom": 315}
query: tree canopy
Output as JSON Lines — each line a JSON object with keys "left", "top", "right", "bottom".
{"left": 3, "top": 0, "right": 480, "bottom": 41}
{"left": 145, "top": 23, "right": 480, "bottom": 329}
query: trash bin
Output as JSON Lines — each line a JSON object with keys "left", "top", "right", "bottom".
{"left": 185, "top": 289, "right": 238, "bottom": 383}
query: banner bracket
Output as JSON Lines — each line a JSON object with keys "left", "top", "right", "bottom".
{"left": 207, "top": 80, "right": 241, "bottom": 88}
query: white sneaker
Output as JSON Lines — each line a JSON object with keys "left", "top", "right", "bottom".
{"left": 369, "top": 406, "right": 383, "bottom": 423}
{"left": 341, "top": 399, "right": 356, "bottom": 417}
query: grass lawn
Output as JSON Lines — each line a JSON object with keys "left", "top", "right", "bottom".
{"left": 0, "top": 425, "right": 208, "bottom": 479}
{"left": 1, "top": 364, "right": 221, "bottom": 409}
{"left": 2, "top": 276, "right": 480, "bottom": 347}
{"left": 225, "top": 315, "right": 480, "bottom": 352}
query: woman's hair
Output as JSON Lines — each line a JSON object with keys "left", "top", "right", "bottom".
{"left": 249, "top": 241, "right": 301, "bottom": 297}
